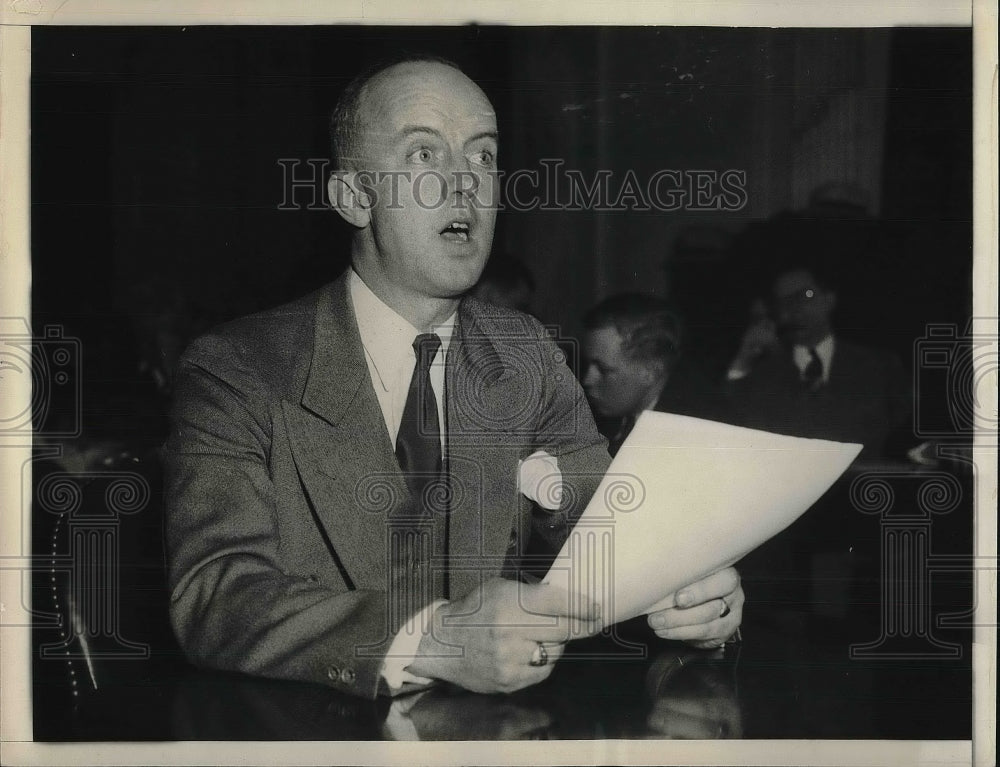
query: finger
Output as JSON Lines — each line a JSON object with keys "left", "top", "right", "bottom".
{"left": 494, "top": 640, "right": 561, "bottom": 692}
{"left": 519, "top": 583, "right": 602, "bottom": 623}
{"left": 536, "top": 641, "right": 565, "bottom": 666}
{"left": 648, "top": 598, "right": 729, "bottom": 631}
{"left": 510, "top": 637, "right": 565, "bottom": 668}
{"left": 644, "top": 591, "right": 677, "bottom": 614}
{"left": 674, "top": 568, "right": 741, "bottom": 609}
{"left": 686, "top": 637, "right": 732, "bottom": 650}
{"left": 651, "top": 614, "right": 738, "bottom": 643}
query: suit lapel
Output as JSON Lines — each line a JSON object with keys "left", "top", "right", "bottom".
{"left": 284, "top": 282, "right": 529, "bottom": 596}
{"left": 445, "top": 304, "right": 530, "bottom": 597}
{"left": 284, "top": 275, "right": 409, "bottom": 589}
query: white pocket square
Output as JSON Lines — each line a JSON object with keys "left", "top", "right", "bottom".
{"left": 517, "top": 450, "right": 563, "bottom": 510}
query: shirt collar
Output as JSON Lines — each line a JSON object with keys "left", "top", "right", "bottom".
{"left": 348, "top": 269, "right": 456, "bottom": 392}
{"left": 792, "top": 334, "right": 835, "bottom": 378}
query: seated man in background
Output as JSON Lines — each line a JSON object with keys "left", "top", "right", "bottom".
{"left": 725, "top": 262, "right": 910, "bottom": 459}
{"left": 582, "top": 294, "right": 735, "bottom": 455}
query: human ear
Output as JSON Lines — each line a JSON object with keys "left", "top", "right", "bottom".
{"left": 328, "top": 171, "right": 371, "bottom": 228}
{"left": 640, "top": 360, "right": 665, "bottom": 385}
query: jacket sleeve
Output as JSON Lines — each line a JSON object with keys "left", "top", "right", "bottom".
{"left": 164, "top": 334, "right": 390, "bottom": 699}
{"left": 526, "top": 320, "right": 611, "bottom": 554}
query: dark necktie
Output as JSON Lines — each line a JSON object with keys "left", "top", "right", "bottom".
{"left": 802, "top": 347, "right": 823, "bottom": 391}
{"left": 608, "top": 413, "right": 636, "bottom": 457}
{"left": 395, "top": 333, "right": 442, "bottom": 507}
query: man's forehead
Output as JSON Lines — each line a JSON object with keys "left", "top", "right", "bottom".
{"left": 773, "top": 269, "right": 818, "bottom": 294}
{"left": 587, "top": 325, "right": 628, "bottom": 354}
{"left": 360, "top": 62, "right": 496, "bottom": 131}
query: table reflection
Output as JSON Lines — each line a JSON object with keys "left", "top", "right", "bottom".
{"left": 170, "top": 668, "right": 386, "bottom": 740}
{"left": 377, "top": 637, "right": 741, "bottom": 741}
{"left": 643, "top": 648, "right": 743, "bottom": 739}
{"left": 389, "top": 688, "right": 554, "bottom": 740}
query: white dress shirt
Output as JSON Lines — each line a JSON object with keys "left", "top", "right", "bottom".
{"left": 350, "top": 270, "right": 454, "bottom": 450}
{"left": 727, "top": 334, "right": 836, "bottom": 384}
{"left": 791, "top": 334, "right": 835, "bottom": 384}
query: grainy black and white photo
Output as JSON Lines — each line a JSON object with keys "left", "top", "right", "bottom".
{"left": 1, "top": 11, "right": 992, "bottom": 766}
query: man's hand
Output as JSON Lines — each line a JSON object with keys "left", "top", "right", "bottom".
{"left": 729, "top": 317, "right": 779, "bottom": 376}
{"left": 406, "top": 579, "right": 601, "bottom": 694}
{"left": 645, "top": 568, "right": 744, "bottom": 649}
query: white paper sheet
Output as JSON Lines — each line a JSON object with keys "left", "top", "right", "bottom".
{"left": 543, "top": 411, "right": 863, "bottom": 628}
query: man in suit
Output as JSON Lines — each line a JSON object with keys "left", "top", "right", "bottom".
{"left": 582, "top": 294, "right": 735, "bottom": 455}
{"left": 165, "top": 56, "right": 744, "bottom": 700}
{"left": 725, "top": 265, "right": 910, "bottom": 457}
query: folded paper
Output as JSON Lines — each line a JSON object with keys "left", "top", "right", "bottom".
{"left": 543, "top": 411, "right": 862, "bottom": 628}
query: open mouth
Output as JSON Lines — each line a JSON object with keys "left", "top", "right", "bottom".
{"left": 440, "top": 221, "right": 471, "bottom": 242}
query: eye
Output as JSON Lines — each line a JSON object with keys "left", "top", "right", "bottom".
{"left": 469, "top": 148, "right": 495, "bottom": 167}
{"left": 408, "top": 147, "right": 434, "bottom": 164}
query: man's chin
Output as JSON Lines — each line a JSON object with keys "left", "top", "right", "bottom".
{"left": 588, "top": 401, "right": 616, "bottom": 420}
{"left": 780, "top": 328, "right": 807, "bottom": 345}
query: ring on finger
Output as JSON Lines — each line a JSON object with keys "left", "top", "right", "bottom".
{"left": 719, "top": 598, "right": 731, "bottom": 618}
{"left": 529, "top": 642, "right": 549, "bottom": 667}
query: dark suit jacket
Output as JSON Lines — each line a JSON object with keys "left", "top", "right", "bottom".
{"left": 725, "top": 338, "right": 910, "bottom": 457}
{"left": 164, "top": 272, "right": 609, "bottom": 698}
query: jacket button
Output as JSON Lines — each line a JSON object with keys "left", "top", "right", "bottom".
{"left": 326, "top": 665, "right": 340, "bottom": 681}
{"left": 340, "top": 668, "right": 356, "bottom": 685}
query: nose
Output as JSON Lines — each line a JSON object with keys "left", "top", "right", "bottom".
{"left": 773, "top": 304, "right": 792, "bottom": 324}
{"left": 582, "top": 364, "right": 599, "bottom": 390}
{"left": 451, "top": 160, "right": 480, "bottom": 198}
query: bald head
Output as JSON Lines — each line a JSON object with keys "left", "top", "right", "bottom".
{"left": 330, "top": 57, "right": 487, "bottom": 170}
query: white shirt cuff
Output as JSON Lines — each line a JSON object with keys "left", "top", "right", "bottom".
{"left": 380, "top": 599, "right": 448, "bottom": 692}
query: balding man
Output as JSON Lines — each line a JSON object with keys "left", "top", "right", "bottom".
{"left": 165, "top": 56, "right": 743, "bottom": 699}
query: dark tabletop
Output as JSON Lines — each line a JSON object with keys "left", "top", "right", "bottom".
{"left": 33, "top": 608, "right": 971, "bottom": 742}
{"left": 31, "top": 455, "right": 973, "bottom": 742}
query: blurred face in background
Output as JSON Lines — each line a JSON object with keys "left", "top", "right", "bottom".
{"left": 769, "top": 268, "right": 836, "bottom": 347}
{"left": 582, "top": 326, "right": 663, "bottom": 419}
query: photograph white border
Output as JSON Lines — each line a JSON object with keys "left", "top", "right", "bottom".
{"left": 1, "top": 2, "right": 995, "bottom": 765}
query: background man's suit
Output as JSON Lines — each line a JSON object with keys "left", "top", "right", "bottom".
{"left": 726, "top": 339, "right": 910, "bottom": 458}
{"left": 165, "top": 271, "right": 609, "bottom": 699}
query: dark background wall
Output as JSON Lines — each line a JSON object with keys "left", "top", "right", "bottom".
{"left": 30, "top": 25, "right": 972, "bottom": 440}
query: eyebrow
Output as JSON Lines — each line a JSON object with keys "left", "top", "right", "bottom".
{"left": 396, "top": 125, "right": 499, "bottom": 144}
{"left": 467, "top": 129, "right": 500, "bottom": 144}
